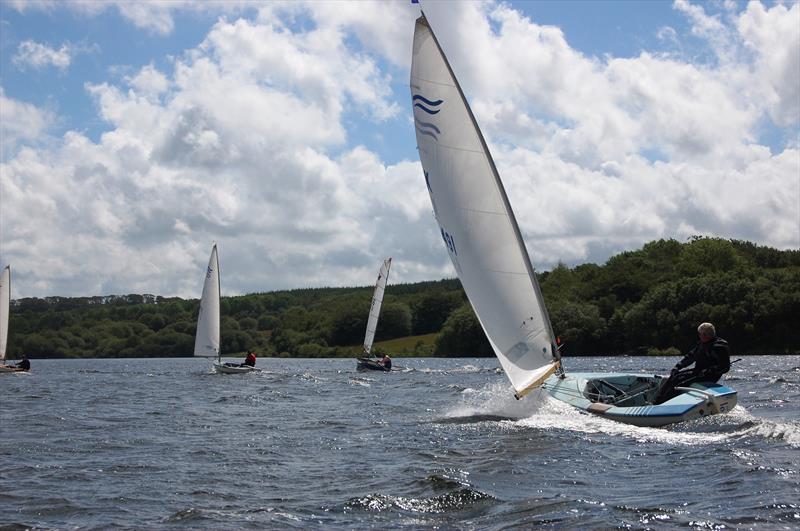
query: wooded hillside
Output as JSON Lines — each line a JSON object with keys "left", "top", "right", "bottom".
{"left": 6, "top": 238, "right": 799, "bottom": 359}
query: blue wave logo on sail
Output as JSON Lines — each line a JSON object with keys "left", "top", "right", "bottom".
{"left": 413, "top": 94, "right": 443, "bottom": 141}
{"left": 206, "top": 266, "right": 214, "bottom": 279}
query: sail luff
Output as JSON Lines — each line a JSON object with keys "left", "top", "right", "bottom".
{"left": 214, "top": 243, "right": 222, "bottom": 360}
{"left": 363, "top": 258, "right": 392, "bottom": 355}
{"left": 194, "top": 244, "right": 221, "bottom": 358}
{"left": 411, "top": 13, "right": 559, "bottom": 396}
{"left": 0, "top": 266, "right": 10, "bottom": 361}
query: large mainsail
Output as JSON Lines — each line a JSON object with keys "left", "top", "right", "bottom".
{"left": 0, "top": 265, "right": 9, "bottom": 361}
{"left": 363, "top": 258, "right": 392, "bottom": 355}
{"left": 194, "top": 245, "right": 221, "bottom": 358}
{"left": 410, "top": 14, "right": 560, "bottom": 398}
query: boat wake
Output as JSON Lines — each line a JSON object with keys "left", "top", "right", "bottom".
{"left": 441, "top": 381, "right": 800, "bottom": 447}
{"left": 349, "top": 377, "right": 372, "bottom": 387}
{"left": 416, "top": 364, "right": 498, "bottom": 375}
{"left": 439, "top": 382, "right": 549, "bottom": 423}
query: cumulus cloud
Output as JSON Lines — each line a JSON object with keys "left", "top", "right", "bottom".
{"left": 1, "top": 0, "right": 797, "bottom": 299}
{"left": 12, "top": 40, "right": 73, "bottom": 70}
{"left": 0, "top": 88, "right": 56, "bottom": 151}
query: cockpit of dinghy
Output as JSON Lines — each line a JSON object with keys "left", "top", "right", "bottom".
{"left": 584, "top": 376, "right": 662, "bottom": 407}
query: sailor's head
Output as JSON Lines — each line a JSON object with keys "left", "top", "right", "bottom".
{"left": 697, "top": 322, "right": 715, "bottom": 342}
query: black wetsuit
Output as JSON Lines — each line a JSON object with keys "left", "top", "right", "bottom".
{"left": 675, "top": 336, "right": 731, "bottom": 382}
{"left": 17, "top": 358, "right": 30, "bottom": 371}
{"left": 656, "top": 336, "right": 730, "bottom": 404}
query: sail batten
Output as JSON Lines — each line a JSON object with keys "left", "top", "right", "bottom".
{"left": 410, "top": 13, "right": 559, "bottom": 396}
{"left": 363, "top": 258, "right": 392, "bottom": 355}
{"left": 194, "top": 244, "right": 221, "bottom": 358}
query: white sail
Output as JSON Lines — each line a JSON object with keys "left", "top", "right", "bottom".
{"left": 363, "top": 258, "right": 392, "bottom": 355}
{"left": 194, "top": 244, "right": 221, "bottom": 358}
{"left": 0, "top": 265, "right": 9, "bottom": 361}
{"left": 410, "top": 14, "right": 560, "bottom": 398}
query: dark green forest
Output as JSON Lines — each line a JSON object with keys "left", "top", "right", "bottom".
{"left": 5, "top": 238, "right": 799, "bottom": 359}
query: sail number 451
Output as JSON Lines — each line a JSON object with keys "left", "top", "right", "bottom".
{"left": 441, "top": 228, "right": 457, "bottom": 256}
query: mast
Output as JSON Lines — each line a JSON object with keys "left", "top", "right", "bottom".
{"left": 0, "top": 265, "right": 9, "bottom": 362}
{"left": 214, "top": 243, "right": 221, "bottom": 364}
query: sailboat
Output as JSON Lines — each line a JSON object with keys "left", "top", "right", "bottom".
{"left": 357, "top": 258, "right": 392, "bottom": 372}
{"left": 193, "top": 244, "right": 258, "bottom": 374}
{"left": 410, "top": 12, "right": 736, "bottom": 427}
{"left": 0, "top": 265, "right": 21, "bottom": 373}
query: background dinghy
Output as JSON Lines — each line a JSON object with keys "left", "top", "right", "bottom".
{"left": 357, "top": 258, "right": 393, "bottom": 372}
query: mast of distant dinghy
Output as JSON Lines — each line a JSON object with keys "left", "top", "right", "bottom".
{"left": 0, "top": 265, "right": 10, "bottom": 363}
{"left": 214, "top": 245, "right": 221, "bottom": 365}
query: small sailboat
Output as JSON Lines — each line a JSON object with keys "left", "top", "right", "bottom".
{"left": 193, "top": 244, "right": 258, "bottom": 374}
{"left": 410, "top": 12, "right": 736, "bottom": 427}
{"left": 357, "top": 258, "right": 392, "bottom": 372}
{"left": 0, "top": 265, "right": 20, "bottom": 373}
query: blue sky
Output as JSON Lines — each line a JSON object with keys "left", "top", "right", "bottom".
{"left": 1, "top": 0, "right": 798, "bottom": 298}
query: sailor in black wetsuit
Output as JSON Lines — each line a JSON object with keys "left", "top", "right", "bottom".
{"left": 16, "top": 354, "right": 31, "bottom": 371}
{"left": 656, "top": 322, "right": 730, "bottom": 404}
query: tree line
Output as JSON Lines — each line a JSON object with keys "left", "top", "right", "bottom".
{"left": 5, "top": 237, "right": 799, "bottom": 359}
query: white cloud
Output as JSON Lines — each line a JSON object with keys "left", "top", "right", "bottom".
{"left": 0, "top": 88, "right": 56, "bottom": 151}
{"left": 736, "top": 1, "right": 800, "bottom": 127}
{"left": 125, "top": 64, "right": 170, "bottom": 100}
{"left": 12, "top": 40, "right": 73, "bottom": 70}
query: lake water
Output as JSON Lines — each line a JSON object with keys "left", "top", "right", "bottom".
{"left": 1, "top": 356, "right": 798, "bottom": 529}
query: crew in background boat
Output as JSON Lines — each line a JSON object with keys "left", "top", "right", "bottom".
{"left": 241, "top": 350, "right": 256, "bottom": 368}
{"left": 15, "top": 354, "right": 30, "bottom": 371}
{"left": 656, "top": 322, "right": 730, "bottom": 403}
{"left": 378, "top": 353, "right": 392, "bottom": 370}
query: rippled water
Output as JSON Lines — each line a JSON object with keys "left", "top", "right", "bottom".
{"left": 1, "top": 356, "right": 798, "bottom": 529}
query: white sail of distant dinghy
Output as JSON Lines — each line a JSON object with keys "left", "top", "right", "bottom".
{"left": 0, "top": 266, "right": 11, "bottom": 370}
{"left": 409, "top": 13, "right": 738, "bottom": 427}
{"left": 194, "top": 244, "right": 221, "bottom": 363}
{"left": 364, "top": 258, "right": 392, "bottom": 355}
{"left": 410, "top": 13, "right": 560, "bottom": 398}
{"left": 357, "top": 258, "right": 393, "bottom": 372}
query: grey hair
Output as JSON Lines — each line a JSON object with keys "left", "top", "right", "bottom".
{"left": 697, "top": 322, "right": 716, "bottom": 336}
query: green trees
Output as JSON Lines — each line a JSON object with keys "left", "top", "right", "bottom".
{"left": 4, "top": 238, "right": 798, "bottom": 359}
{"left": 434, "top": 304, "right": 492, "bottom": 357}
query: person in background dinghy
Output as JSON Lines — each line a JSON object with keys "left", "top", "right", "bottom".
{"left": 656, "top": 322, "right": 730, "bottom": 404}
{"left": 241, "top": 351, "right": 256, "bottom": 367}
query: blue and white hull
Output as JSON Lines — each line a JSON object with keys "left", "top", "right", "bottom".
{"left": 544, "top": 372, "right": 737, "bottom": 428}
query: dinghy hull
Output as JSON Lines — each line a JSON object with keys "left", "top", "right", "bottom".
{"left": 545, "top": 372, "right": 737, "bottom": 427}
{"left": 356, "top": 358, "right": 391, "bottom": 372}
{"left": 213, "top": 363, "right": 260, "bottom": 374}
